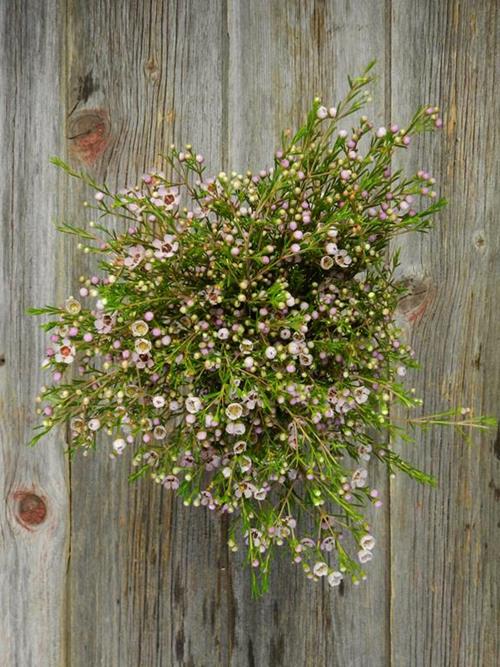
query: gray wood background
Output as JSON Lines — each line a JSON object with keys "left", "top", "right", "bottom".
{"left": 1, "top": 1, "right": 498, "bottom": 665}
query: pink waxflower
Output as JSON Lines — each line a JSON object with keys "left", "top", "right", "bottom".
{"left": 132, "top": 352, "right": 154, "bottom": 369}
{"left": 335, "top": 249, "right": 352, "bottom": 267}
{"left": 152, "top": 186, "right": 180, "bottom": 210}
{"left": 55, "top": 339, "right": 76, "bottom": 364}
{"left": 162, "top": 475, "right": 179, "bottom": 490}
{"left": 354, "top": 386, "right": 370, "bottom": 404}
{"left": 152, "top": 234, "right": 179, "bottom": 259}
{"left": 94, "top": 312, "right": 116, "bottom": 334}
{"left": 124, "top": 244, "right": 146, "bottom": 269}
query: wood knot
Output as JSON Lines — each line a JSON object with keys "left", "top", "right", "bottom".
{"left": 68, "top": 109, "right": 110, "bottom": 165}
{"left": 0, "top": 353, "right": 5, "bottom": 366}
{"left": 144, "top": 56, "right": 161, "bottom": 82}
{"left": 14, "top": 491, "right": 47, "bottom": 528}
{"left": 397, "top": 276, "right": 434, "bottom": 324}
{"left": 472, "top": 229, "right": 487, "bottom": 253}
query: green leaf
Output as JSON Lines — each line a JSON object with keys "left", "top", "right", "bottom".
{"left": 27, "top": 306, "right": 62, "bottom": 316}
{"left": 56, "top": 222, "right": 96, "bottom": 240}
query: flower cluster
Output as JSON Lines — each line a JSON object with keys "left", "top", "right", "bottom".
{"left": 31, "top": 65, "right": 492, "bottom": 595}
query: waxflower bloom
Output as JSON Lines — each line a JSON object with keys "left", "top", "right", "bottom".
{"left": 131, "top": 320, "right": 149, "bottom": 336}
{"left": 113, "top": 438, "right": 127, "bottom": 455}
{"left": 55, "top": 339, "right": 76, "bottom": 364}
{"left": 124, "top": 244, "right": 145, "bottom": 269}
{"left": 226, "top": 403, "right": 243, "bottom": 420}
{"left": 320, "top": 255, "right": 334, "bottom": 270}
{"left": 185, "top": 396, "right": 202, "bottom": 414}
{"left": 152, "top": 395, "right": 166, "bottom": 408}
{"left": 32, "top": 64, "right": 489, "bottom": 600}
{"left": 134, "top": 338, "right": 152, "bottom": 355}
{"left": 328, "top": 571, "right": 343, "bottom": 587}
{"left": 153, "top": 234, "right": 179, "bottom": 258}
{"left": 65, "top": 297, "right": 81, "bottom": 315}
{"left": 88, "top": 418, "right": 101, "bottom": 431}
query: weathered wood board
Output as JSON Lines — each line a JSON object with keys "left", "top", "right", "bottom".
{"left": 1, "top": 1, "right": 498, "bottom": 666}
{"left": 0, "top": 1, "right": 69, "bottom": 666}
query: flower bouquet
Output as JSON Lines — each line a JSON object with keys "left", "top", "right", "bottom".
{"left": 31, "top": 64, "right": 493, "bottom": 595}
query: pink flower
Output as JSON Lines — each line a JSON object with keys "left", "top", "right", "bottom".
{"left": 162, "top": 475, "right": 179, "bottom": 490}
{"left": 132, "top": 352, "right": 154, "bottom": 369}
{"left": 354, "top": 386, "right": 370, "bottom": 404}
{"left": 335, "top": 249, "right": 352, "bottom": 267}
{"left": 94, "top": 312, "right": 116, "bottom": 334}
{"left": 358, "top": 549, "right": 373, "bottom": 564}
{"left": 152, "top": 186, "right": 180, "bottom": 210}
{"left": 152, "top": 234, "right": 179, "bottom": 259}
{"left": 55, "top": 339, "right": 75, "bottom": 364}
{"left": 124, "top": 244, "right": 145, "bottom": 269}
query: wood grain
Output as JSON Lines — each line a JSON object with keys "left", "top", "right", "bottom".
{"left": 227, "top": 2, "right": 391, "bottom": 666}
{"left": 390, "top": 1, "right": 500, "bottom": 666}
{"left": 1, "top": 0, "right": 498, "bottom": 665}
{"left": 0, "top": 1, "right": 69, "bottom": 666}
{"left": 64, "top": 1, "right": 233, "bottom": 665}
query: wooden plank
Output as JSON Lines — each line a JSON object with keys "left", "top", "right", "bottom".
{"left": 227, "top": 2, "right": 391, "bottom": 665}
{"left": 0, "top": 1, "right": 69, "bottom": 666}
{"left": 64, "top": 1, "right": 234, "bottom": 665}
{"left": 390, "top": 1, "right": 500, "bottom": 665}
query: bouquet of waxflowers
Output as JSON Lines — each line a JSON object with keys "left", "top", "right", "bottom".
{"left": 31, "top": 64, "right": 493, "bottom": 595}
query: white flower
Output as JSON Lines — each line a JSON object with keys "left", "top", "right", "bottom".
{"left": 299, "top": 353, "right": 313, "bottom": 366}
{"left": 217, "top": 327, "right": 229, "bottom": 340}
{"left": 320, "top": 255, "right": 334, "bottom": 270}
{"left": 316, "top": 106, "right": 328, "bottom": 120}
{"left": 376, "top": 126, "right": 387, "bottom": 138}
{"left": 351, "top": 467, "right": 368, "bottom": 488}
{"left": 239, "top": 455, "right": 252, "bottom": 472}
{"left": 226, "top": 403, "right": 243, "bottom": 420}
{"left": 358, "top": 549, "right": 373, "bottom": 564}
{"left": 135, "top": 338, "right": 152, "bottom": 354}
{"left": 88, "top": 418, "right": 101, "bottom": 431}
{"left": 152, "top": 395, "right": 166, "bottom": 408}
{"left": 313, "top": 561, "right": 328, "bottom": 577}
{"left": 328, "top": 571, "right": 343, "bottom": 587}
{"left": 152, "top": 234, "right": 179, "bottom": 259}
{"left": 287, "top": 341, "right": 301, "bottom": 356}
{"left": 226, "top": 421, "right": 245, "bottom": 435}
{"left": 55, "top": 339, "right": 76, "bottom": 364}
{"left": 153, "top": 425, "right": 167, "bottom": 440}
{"left": 243, "top": 356, "right": 254, "bottom": 369}
{"left": 239, "top": 339, "right": 253, "bottom": 353}
{"left": 325, "top": 242, "right": 338, "bottom": 255}
{"left": 185, "top": 396, "right": 202, "bottom": 414}
{"left": 335, "top": 249, "right": 352, "bottom": 267}
{"left": 328, "top": 106, "right": 337, "bottom": 118}
{"left": 65, "top": 297, "right": 81, "bottom": 315}
{"left": 357, "top": 443, "right": 372, "bottom": 461}
{"left": 113, "top": 438, "right": 127, "bottom": 455}
{"left": 131, "top": 320, "right": 149, "bottom": 336}
{"left": 360, "top": 534, "right": 376, "bottom": 551}
{"left": 354, "top": 386, "right": 370, "bottom": 404}
{"left": 265, "top": 346, "right": 277, "bottom": 360}
{"left": 233, "top": 440, "right": 247, "bottom": 454}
